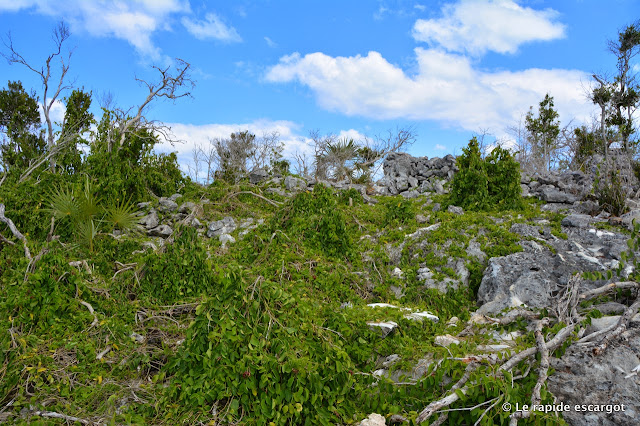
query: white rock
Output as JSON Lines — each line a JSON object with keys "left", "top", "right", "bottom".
{"left": 404, "top": 311, "right": 439, "bottom": 322}
{"left": 367, "top": 321, "right": 398, "bottom": 337}
{"left": 359, "top": 413, "right": 386, "bottom": 426}
{"left": 434, "top": 334, "right": 460, "bottom": 347}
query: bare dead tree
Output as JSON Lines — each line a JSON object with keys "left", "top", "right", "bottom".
{"left": 108, "top": 58, "right": 194, "bottom": 152}
{"left": 2, "top": 21, "right": 73, "bottom": 171}
{"left": 357, "top": 125, "right": 417, "bottom": 179}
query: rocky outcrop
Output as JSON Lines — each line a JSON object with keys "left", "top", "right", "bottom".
{"left": 380, "top": 152, "right": 457, "bottom": 196}
{"left": 477, "top": 217, "right": 629, "bottom": 314}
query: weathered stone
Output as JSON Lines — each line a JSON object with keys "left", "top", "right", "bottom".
{"left": 158, "top": 198, "right": 179, "bottom": 213}
{"left": 178, "top": 201, "right": 196, "bottom": 214}
{"left": 169, "top": 193, "right": 182, "bottom": 202}
{"left": 219, "top": 233, "right": 236, "bottom": 246}
{"left": 284, "top": 176, "right": 307, "bottom": 191}
{"left": 561, "top": 213, "right": 593, "bottom": 228}
{"left": 139, "top": 210, "right": 159, "bottom": 230}
{"left": 447, "top": 205, "right": 464, "bottom": 215}
{"left": 147, "top": 224, "right": 173, "bottom": 238}
{"left": 620, "top": 209, "right": 640, "bottom": 231}
{"left": 207, "top": 216, "right": 236, "bottom": 238}
{"left": 548, "top": 332, "right": 640, "bottom": 426}
{"left": 359, "top": 413, "right": 386, "bottom": 426}
{"left": 367, "top": 321, "right": 398, "bottom": 337}
{"left": 539, "top": 186, "right": 578, "bottom": 203}
{"left": 249, "top": 168, "right": 269, "bottom": 185}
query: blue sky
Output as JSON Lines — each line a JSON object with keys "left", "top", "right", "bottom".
{"left": 0, "top": 0, "right": 638, "bottom": 177}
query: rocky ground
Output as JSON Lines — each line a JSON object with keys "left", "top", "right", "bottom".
{"left": 2, "top": 153, "right": 639, "bottom": 425}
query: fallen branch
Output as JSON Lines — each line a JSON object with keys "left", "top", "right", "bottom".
{"left": 96, "top": 345, "right": 112, "bottom": 360}
{"left": 593, "top": 292, "right": 640, "bottom": 356}
{"left": 579, "top": 281, "right": 639, "bottom": 301}
{"left": 0, "top": 203, "right": 31, "bottom": 260}
{"left": 79, "top": 300, "right": 99, "bottom": 328}
{"left": 416, "top": 362, "right": 478, "bottom": 423}
{"left": 24, "top": 247, "right": 49, "bottom": 282}
{"left": 0, "top": 232, "right": 15, "bottom": 245}
{"left": 416, "top": 322, "right": 577, "bottom": 424}
{"left": 508, "top": 319, "right": 550, "bottom": 425}
{"left": 225, "top": 191, "right": 282, "bottom": 207}
{"left": 30, "top": 410, "right": 94, "bottom": 425}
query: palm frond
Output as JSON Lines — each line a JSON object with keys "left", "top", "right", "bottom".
{"left": 103, "top": 196, "right": 141, "bottom": 233}
{"left": 76, "top": 218, "right": 98, "bottom": 252}
{"left": 46, "top": 186, "right": 79, "bottom": 220}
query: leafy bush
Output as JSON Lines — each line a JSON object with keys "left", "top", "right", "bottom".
{"left": 137, "top": 226, "right": 216, "bottom": 303}
{"left": 271, "top": 184, "right": 353, "bottom": 258}
{"left": 449, "top": 137, "right": 522, "bottom": 211}
{"left": 382, "top": 197, "right": 414, "bottom": 225}
{"left": 163, "top": 270, "right": 363, "bottom": 425}
{"left": 594, "top": 168, "right": 628, "bottom": 216}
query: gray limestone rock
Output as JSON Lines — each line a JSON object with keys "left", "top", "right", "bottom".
{"left": 158, "top": 198, "right": 179, "bottom": 213}
{"left": 548, "top": 332, "right": 640, "bottom": 426}
{"left": 139, "top": 210, "right": 159, "bottom": 230}
{"left": 207, "top": 216, "right": 237, "bottom": 238}
{"left": 284, "top": 176, "right": 307, "bottom": 191}
{"left": 249, "top": 168, "right": 269, "bottom": 185}
{"left": 147, "top": 224, "right": 173, "bottom": 238}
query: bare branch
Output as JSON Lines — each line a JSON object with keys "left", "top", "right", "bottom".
{"left": 0, "top": 203, "right": 31, "bottom": 260}
{"left": 114, "top": 58, "right": 194, "bottom": 151}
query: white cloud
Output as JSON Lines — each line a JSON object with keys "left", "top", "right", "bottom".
{"left": 154, "top": 119, "right": 308, "bottom": 173}
{"left": 0, "top": 1, "right": 241, "bottom": 59}
{"left": 264, "top": 36, "right": 277, "bottom": 48}
{"left": 435, "top": 144, "right": 447, "bottom": 151}
{"left": 266, "top": 48, "right": 594, "bottom": 135}
{"left": 0, "top": 0, "right": 190, "bottom": 60}
{"left": 181, "top": 12, "right": 242, "bottom": 42}
{"left": 39, "top": 98, "right": 66, "bottom": 125}
{"left": 412, "top": 0, "right": 566, "bottom": 56}
{"left": 337, "top": 129, "right": 367, "bottom": 142}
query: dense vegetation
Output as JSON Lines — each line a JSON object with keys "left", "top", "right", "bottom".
{"left": 0, "top": 19, "right": 639, "bottom": 426}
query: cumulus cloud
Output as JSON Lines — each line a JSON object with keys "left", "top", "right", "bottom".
{"left": 412, "top": 0, "right": 565, "bottom": 56}
{"left": 181, "top": 12, "right": 242, "bottom": 42}
{"left": 0, "top": 0, "right": 189, "bottom": 60}
{"left": 0, "top": 1, "right": 241, "bottom": 59}
{"left": 39, "top": 99, "right": 66, "bottom": 126}
{"left": 265, "top": 48, "right": 594, "bottom": 135}
{"left": 153, "top": 119, "right": 310, "bottom": 174}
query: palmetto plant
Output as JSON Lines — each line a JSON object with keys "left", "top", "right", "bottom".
{"left": 46, "top": 176, "right": 140, "bottom": 251}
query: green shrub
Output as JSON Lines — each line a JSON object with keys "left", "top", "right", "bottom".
{"left": 137, "top": 226, "right": 216, "bottom": 303}
{"left": 163, "top": 270, "right": 363, "bottom": 425}
{"left": 382, "top": 197, "right": 414, "bottom": 225}
{"left": 271, "top": 184, "right": 353, "bottom": 258}
{"left": 449, "top": 137, "right": 522, "bottom": 211}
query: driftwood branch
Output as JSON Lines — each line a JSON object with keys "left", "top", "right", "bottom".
{"left": 416, "top": 362, "right": 478, "bottom": 423}
{"left": 79, "top": 300, "right": 99, "bottom": 328}
{"left": 579, "top": 281, "right": 639, "bottom": 301}
{"left": 30, "top": 410, "right": 93, "bottom": 425}
{"left": 593, "top": 291, "right": 640, "bottom": 356}
{"left": 508, "top": 319, "right": 551, "bottom": 425}
{"left": 0, "top": 203, "right": 31, "bottom": 260}
{"left": 416, "top": 321, "right": 577, "bottom": 424}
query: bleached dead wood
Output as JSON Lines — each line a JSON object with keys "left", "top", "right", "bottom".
{"left": 0, "top": 203, "right": 31, "bottom": 260}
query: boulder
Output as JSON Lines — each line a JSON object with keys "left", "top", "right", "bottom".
{"left": 139, "top": 210, "right": 159, "bottom": 230}
{"left": 548, "top": 332, "right": 640, "bottom": 426}
{"left": 158, "top": 198, "right": 179, "bottom": 213}
{"left": 207, "top": 216, "right": 236, "bottom": 238}
{"left": 250, "top": 168, "right": 269, "bottom": 185}
{"left": 539, "top": 186, "right": 577, "bottom": 203}
{"left": 148, "top": 224, "right": 173, "bottom": 238}
{"left": 284, "top": 176, "right": 307, "bottom": 191}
